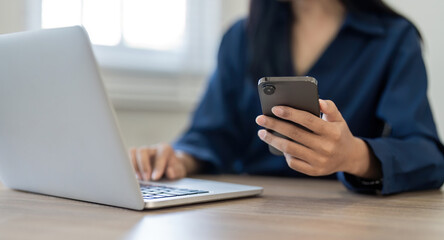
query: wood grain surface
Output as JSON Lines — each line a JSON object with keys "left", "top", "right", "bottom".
{"left": 1, "top": 175, "right": 443, "bottom": 240}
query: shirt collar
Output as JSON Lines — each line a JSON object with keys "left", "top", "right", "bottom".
{"left": 342, "top": 11, "right": 386, "bottom": 36}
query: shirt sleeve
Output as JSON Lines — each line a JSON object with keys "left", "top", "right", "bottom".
{"left": 172, "top": 21, "right": 247, "bottom": 173}
{"left": 337, "top": 25, "right": 444, "bottom": 195}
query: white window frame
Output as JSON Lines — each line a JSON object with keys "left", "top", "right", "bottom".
{"left": 31, "top": 0, "right": 220, "bottom": 75}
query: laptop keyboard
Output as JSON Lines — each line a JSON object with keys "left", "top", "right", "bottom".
{"left": 140, "top": 184, "right": 209, "bottom": 200}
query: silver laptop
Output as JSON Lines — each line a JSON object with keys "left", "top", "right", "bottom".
{"left": 0, "top": 26, "right": 262, "bottom": 210}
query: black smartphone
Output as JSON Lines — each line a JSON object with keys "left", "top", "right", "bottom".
{"left": 258, "top": 76, "right": 320, "bottom": 156}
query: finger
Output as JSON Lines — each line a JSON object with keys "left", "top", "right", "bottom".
{"left": 166, "top": 167, "right": 176, "bottom": 180}
{"left": 129, "top": 147, "right": 140, "bottom": 180}
{"left": 165, "top": 157, "right": 187, "bottom": 180}
{"left": 256, "top": 115, "right": 322, "bottom": 150}
{"left": 258, "top": 129, "right": 316, "bottom": 162}
{"left": 319, "top": 99, "right": 344, "bottom": 122}
{"left": 136, "top": 148, "right": 153, "bottom": 181}
{"left": 283, "top": 153, "right": 322, "bottom": 176}
{"left": 151, "top": 144, "right": 172, "bottom": 180}
{"left": 146, "top": 148, "right": 157, "bottom": 179}
{"left": 271, "top": 106, "right": 327, "bottom": 134}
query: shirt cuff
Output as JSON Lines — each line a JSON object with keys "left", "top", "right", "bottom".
{"left": 337, "top": 172, "right": 383, "bottom": 194}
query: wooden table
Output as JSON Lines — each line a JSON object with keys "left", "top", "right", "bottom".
{"left": 1, "top": 175, "right": 443, "bottom": 240}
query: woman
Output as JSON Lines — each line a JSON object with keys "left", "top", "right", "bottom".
{"left": 130, "top": 0, "right": 444, "bottom": 194}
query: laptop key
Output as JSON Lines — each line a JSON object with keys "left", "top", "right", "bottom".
{"left": 140, "top": 184, "right": 208, "bottom": 200}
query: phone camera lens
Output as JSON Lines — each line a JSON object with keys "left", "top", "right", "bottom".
{"left": 263, "top": 85, "right": 275, "bottom": 95}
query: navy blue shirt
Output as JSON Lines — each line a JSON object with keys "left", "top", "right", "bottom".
{"left": 174, "top": 13, "right": 444, "bottom": 195}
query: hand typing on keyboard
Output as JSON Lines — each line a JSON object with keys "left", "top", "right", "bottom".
{"left": 129, "top": 143, "right": 201, "bottom": 181}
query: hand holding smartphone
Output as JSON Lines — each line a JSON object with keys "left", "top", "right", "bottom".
{"left": 258, "top": 76, "right": 320, "bottom": 155}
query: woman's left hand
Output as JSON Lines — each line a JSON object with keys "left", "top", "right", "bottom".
{"left": 256, "top": 99, "right": 381, "bottom": 178}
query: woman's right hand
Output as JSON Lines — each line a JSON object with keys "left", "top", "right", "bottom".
{"left": 129, "top": 143, "right": 200, "bottom": 181}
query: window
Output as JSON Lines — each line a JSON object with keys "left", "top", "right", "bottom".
{"left": 40, "top": 0, "right": 220, "bottom": 74}
{"left": 28, "top": 0, "right": 248, "bottom": 110}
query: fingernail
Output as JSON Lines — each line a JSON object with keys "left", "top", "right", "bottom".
{"left": 155, "top": 170, "right": 161, "bottom": 180}
{"left": 143, "top": 173, "right": 149, "bottom": 181}
{"left": 256, "top": 115, "right": 265, "bottom": 125}
{"left": 272, "top": 106, "right": 284, "bottom": 116}
{"left": 258, "top": 129, "right": 266, "bottom": 139}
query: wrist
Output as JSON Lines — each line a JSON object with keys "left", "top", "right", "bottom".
{"left": 346, "top": 138, "right": 382, "bottom": 179}
{"left": 176, "top": 151, "right": 200, "bottom": 175}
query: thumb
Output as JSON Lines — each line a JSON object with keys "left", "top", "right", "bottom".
{"left": 319, "top": 99, "right": 344, "bottom": 122}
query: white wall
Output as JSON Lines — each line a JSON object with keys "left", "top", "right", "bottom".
{"left": 115, "top": 110, "right": 190, "bottom": 148}
{"left": 1, "top": 0, "right": 443, "bottom": 149}
{"left": 0, "top": 0, "right": 27, "bottom": 33}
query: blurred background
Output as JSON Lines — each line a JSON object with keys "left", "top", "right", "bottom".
{"left": 1, "top": 0, "right": 443, "bottom": 149}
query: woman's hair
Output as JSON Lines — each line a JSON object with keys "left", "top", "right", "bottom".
{"left": 247, "top": 0, "right": 411, "bottom": 82}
